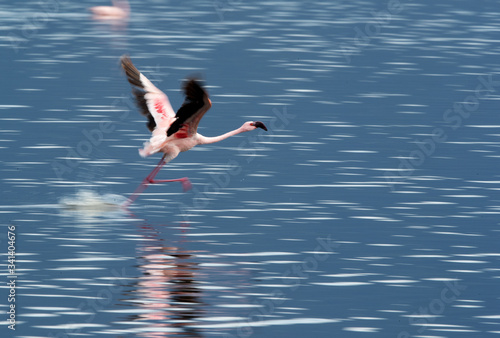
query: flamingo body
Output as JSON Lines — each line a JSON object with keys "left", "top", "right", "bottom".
{"left": 120, "top": 55, "right": 267, "bottom": 204}
{"left": 90, "top": 0, "right": 129, "bottom": 19}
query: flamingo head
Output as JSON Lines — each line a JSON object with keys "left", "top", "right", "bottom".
{"left": 243, "top": 121, "right": 268, "bottom": 132}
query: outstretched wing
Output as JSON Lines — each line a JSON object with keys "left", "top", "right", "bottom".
{"left": 167, "top": 78, "right": 212, "bottom": 137}
{"left": 120, "top": 55, "right": 175, "bottom": 132}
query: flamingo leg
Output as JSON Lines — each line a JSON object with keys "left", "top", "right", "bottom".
{"left": 123, "top": 156, "right": 191, "bottom": 207}
{"left": 144, "top": 157, "right": 167, "bottom": 182}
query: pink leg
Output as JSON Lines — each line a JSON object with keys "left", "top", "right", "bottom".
{"left": 123, "top": 156, "right": 192, "bottom": 207}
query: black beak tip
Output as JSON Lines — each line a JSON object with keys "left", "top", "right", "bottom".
{"left": 253, "top": 121, "right": 268, "bottom": 131}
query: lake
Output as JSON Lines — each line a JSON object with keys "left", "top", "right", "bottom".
{"left": 1, "top": 0, "right": 500, "bottom": 337}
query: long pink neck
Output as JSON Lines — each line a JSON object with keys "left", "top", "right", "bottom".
{"left": 198, "top": 126, "right": 246, "bottom": 145}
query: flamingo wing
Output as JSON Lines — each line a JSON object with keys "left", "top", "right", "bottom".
{"left": 120, "top": 55, "right": 175, "bottom": 132}
{"left": 167, "top": 78, "right": 212, "bottom": 137}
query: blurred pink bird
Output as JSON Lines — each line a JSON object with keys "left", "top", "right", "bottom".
{"left": 120, "top": 55, "right": 268, "bottom": 205}
{"left": 89, "top": 0, "right": 129, "bottom": 19}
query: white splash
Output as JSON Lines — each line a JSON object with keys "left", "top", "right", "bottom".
{"left": 59, "top": 190, "right": 127, "bottom": 213}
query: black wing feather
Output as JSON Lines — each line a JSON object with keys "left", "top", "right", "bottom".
{"left": 120, "top": 55, "right": 156, "bottom": 132}
{"left": 167, "top": 79, "right": 206, "bottom": 137}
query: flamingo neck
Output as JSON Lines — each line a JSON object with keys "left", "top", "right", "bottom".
{"left": 197, "top": 127, "right": 246, "bottom": 145}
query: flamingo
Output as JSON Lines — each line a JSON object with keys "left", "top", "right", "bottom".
{"left": 89, "top": 0, "right": 129, "bottom": 19}
{"left": 120, "top": 55, "right": 267, "bottom": 205}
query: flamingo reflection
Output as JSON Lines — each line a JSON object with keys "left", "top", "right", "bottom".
{"left": 124, "top": 223, "right": 204, "bottom": 337}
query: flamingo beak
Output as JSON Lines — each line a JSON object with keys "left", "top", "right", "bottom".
{"left": 252, "top": 121, "right": 268, "bottom": 131}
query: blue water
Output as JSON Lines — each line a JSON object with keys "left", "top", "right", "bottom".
{"left": 1, "top": 0, "right": 500, "bottom": 337}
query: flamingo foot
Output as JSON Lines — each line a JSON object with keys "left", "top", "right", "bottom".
{"left": 149, "top": 177, "right": 192, "bottom": 192}
{"left": 180, "top": 177, "right": 192, "bottom": 192}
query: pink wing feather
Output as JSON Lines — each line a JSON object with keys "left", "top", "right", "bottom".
{"left": 121, "top": 55, "right": 176, "bottom": 156}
